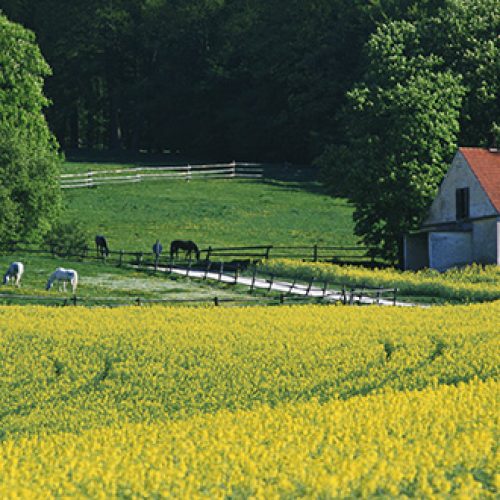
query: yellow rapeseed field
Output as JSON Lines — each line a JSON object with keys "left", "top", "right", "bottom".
{"left": 261, "top": 259, "right": 500, "bottom": 302}
{"left": 0, "top": 302, "right": 498, "bottom": 497}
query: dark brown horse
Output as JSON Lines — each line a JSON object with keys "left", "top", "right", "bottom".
{"left": 170, "top": 240, "right": 200, "bottom": 260}
{"left": 95, "top": 235, "right": 109, "bottom": 257}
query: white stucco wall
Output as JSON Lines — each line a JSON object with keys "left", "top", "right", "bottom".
{"left": 428, "top": 232, "right": 472, "bottom": 271}
{"left": 425, "top": 152, "right": 496, "bottom": 225}
{"left": 472, "top": 218, "right": 499, "bottom": 265}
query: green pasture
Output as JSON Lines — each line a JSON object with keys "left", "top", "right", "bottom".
{"left": 0, "top": 254, "right": 261, "bottom": 306}
{"left": 60, "top": 161, "right": 357, "bottom": 253}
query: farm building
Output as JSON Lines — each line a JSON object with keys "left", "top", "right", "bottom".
{"left": 404, "top": 147, "right": 500, "bottom": 271}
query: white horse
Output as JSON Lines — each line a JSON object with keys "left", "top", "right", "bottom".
{"left": 46, "top": 268, "right": 78, "bottom": 293}
{"left": 3, "top": 262, "right": 24, "bottom": 287}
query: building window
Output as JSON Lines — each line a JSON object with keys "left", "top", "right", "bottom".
{"left": 456, "top": 187, "right": 470, "bottom": 220}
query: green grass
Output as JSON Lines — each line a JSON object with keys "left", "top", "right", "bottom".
{"left": 61, "top": 161, "right": 357, "bottom": 252}
{"left": 0, "top": 254, "right": 259, "bottom": 306}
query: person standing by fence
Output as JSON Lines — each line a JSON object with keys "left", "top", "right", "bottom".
{"left": 153, "top": 240, "right": 163, "bottom": 270}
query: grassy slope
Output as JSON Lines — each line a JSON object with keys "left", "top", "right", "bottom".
{"left": 61, "top": 162, "right": 357, "bottom": 252}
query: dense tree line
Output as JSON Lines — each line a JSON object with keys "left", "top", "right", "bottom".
{"left": 0, "top": 0, "right": 442, "bottom": 161}
{"left": 0, "top": 0, "right": 498, "bottom": 258}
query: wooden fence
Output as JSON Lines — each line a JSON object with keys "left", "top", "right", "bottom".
{"left": 0, "top": 292, "right": 321, "bottom": 308}
{"left": 60, "top": 162, "right": 263, "bottom": 189}
{"left": 199, "top": 244, "right": 383, "bottom": 267}
{"left": 0, "top": 242, "right": 398, "bottom": 306}
{"left": 2, "top": 240, "right": 384, "bottom": 268}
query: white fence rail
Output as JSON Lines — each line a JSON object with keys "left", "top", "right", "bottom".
{"left": 60, "top": 162, "right": 263, "bottom": 189}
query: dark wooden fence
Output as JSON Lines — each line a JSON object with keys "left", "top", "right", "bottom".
{"left": 199, "top": 244, "right": 384, "bottom": 267}
{"left": 0, "top": 241, "right": 398, "bottom": 307}
{"left": 0, "top": 292, "right": 310, "bottom": 308}
{"left": 1, "top": 240, "right": 386, "bottom": 269}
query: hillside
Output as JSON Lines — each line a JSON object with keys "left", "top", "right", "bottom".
{"left": 60, "top": 162, "right": 357, "bottom": 252}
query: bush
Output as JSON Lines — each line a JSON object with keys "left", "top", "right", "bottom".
{"left": 44, "top": 220, "right": 90, "bottom": 257}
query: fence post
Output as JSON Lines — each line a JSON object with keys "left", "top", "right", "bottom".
{"left": 349, "top": 288, "right": 355, "bottom": 305}
{"left": 72, "top": 295, "right": 77, "bottom": 306}
{"left": 342, "top": 285, "right": 347, "bottom": 305}
{"left": 87, "top": 169, "right": 93, "bottom": 188}
{"left": 267, "top": 274, "right": 274, "bottom": 292}
{"left": 322, "top": 281, "right": 329, "bottom": 298}
{"left": 136, "top": 297, "right": 141, "bottom": 306}
{"left": 250, "top": 265, "right": 257, "bottom": 293}
{"left": 186, "top": 163, "right": 191, "bottom": 182}
{"left": 313, "top": 244, "right": 318, "bottom": 262}
{"left": 376, "top": 288, "right": 381, "bottom": 305}
{"left": 230, "top": 160, "right": 236, "bottom": 178}
{"left": 218, "top": 261, "right": 224, "bottom": 282}
{"left": 204, "top": 260, "right": 211, "bottom": 279}
{"left": 214, "top": 296, "right": 219, "bottom": 307}
{"left": 265, "top": 246, "right": 272, "bottom": 259}
{"left": 280, "top": 293, "right": 284, "bottom": 304}
{"left": 393, "top": 288, "right": 398, "bottom": 306}
{"left": 206, "top": 246, "right": 212, "bottom": 261}
{"left": 234, "top": 265, "right": 239, "bottom": 284}
{"left": 306, "top": 277, "right": 314, "bottom": 296}
{"left": 288, "top": 278, "right": 296, "bottom": 295}
{"left": 358, "top": 286, "right": 364, "bottom": 304}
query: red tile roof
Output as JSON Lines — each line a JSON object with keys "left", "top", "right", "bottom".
{"left": 459, "top": 147, "right": 500, "bottom": 213}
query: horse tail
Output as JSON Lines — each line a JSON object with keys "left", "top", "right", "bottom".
{"left": 15, "top": 263, "right": 23, "bottom": 286}
{"left": 72, "top": 271, "right": 78, "bottom": 292}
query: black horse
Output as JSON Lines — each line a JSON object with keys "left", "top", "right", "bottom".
{"left": 95, "top": 235, "right": 109, "bottom": 257}
{"left": 170, "top": 240, "right": 200, "bottom": 260}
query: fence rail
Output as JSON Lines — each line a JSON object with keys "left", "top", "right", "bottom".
{"left": 0, "top": 291, "right": 329, "bottom": 308}
{"left": 199, "top": 244, "right": 382, "bottom": 266}
{"left": 60, "top": 162, "right": 263, "bottom": 189}
{"left": 2, "top": 240, "right": 384, "bottom": 267}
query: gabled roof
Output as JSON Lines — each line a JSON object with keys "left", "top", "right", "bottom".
{"left": 459, "top": 147, "right": 500, "bottom": 213}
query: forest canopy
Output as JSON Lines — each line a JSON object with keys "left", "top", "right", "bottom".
{"left": 1, "top": 0, "right": 498, "bottom": 258}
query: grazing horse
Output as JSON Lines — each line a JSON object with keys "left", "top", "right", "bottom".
{"left": 152, "top": 240, "right": 163, "bottom": 256}
{"left": 46, "top": 268, "right": 78, "bottom": 293}
{"left": 170, "top": 240, "right": 200, "bottom": 260}
{"left": 3, "top": 262, "right": 24, "bottom": 287}
{"left": 95, "top": 235, "right": 109, "bottom": 257}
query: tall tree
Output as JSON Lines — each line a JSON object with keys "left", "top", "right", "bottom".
{"left": 320, "top": 20, "right": 464, "bottom": 261}
{"left": 0, "top": 13, "right": 62, "bottom": 244}
{"left": 319, "top": 0, "right": 498, "bottom": 260}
